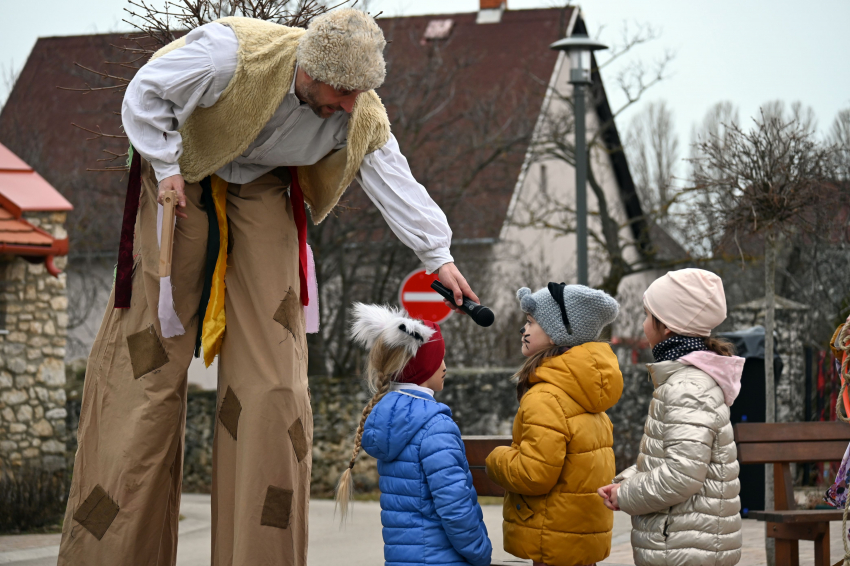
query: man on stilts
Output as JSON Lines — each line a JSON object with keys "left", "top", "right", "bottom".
{"left": 58, "top": 9, "right": 478, "bottom": 565}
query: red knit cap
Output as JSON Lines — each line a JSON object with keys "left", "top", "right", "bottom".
{"left": 398, "top": 321, "right": 445, "bottom": 385}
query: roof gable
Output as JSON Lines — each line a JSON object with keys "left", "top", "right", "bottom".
{"left": 365, "top": 8, "right": 570, "bottom": 240}
{"left": 0, "top": 142, "right": 72, "bottom": 216}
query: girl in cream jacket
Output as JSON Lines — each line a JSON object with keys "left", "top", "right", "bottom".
{"left": 598, "top": 269, "right": 744, "bottom": 566}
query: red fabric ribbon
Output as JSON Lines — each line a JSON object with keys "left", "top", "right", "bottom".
{"left": 114, "top": 158, "right": 310, "bottom": 309}
{"left": 115, "top": 150, "right": 142, "bottom": 309}
{"left": 288, "top": 167, "right": 309, "bottom": 307}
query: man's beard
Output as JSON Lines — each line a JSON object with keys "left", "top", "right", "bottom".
{"left": 297, "top": 81, "right": 333, "bottom": 119}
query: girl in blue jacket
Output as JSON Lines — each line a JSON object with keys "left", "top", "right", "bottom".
{"left": 335, "top": 303, "right": 492, "bottom": 566}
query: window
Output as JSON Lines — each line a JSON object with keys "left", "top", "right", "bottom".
{"left": 421, "top": 19, "right": 454, "bottom": 44}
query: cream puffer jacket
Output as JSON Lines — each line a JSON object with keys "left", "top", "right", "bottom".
{"left": 614, "top": 355, "right": 743, "bottom": 566}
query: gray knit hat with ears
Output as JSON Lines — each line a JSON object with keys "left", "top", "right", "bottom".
{"left": 517, "top": 284, "right": 619, "bottom": 347}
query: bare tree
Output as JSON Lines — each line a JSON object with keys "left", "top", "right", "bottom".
{"left": 685, "top": 109, "right": 841, "bottom": 545}
{"left": 0, "top": 60, "right": 21, "bottom": 111}
{"left": 761, "top": 100, "right": 818, "bottom": 134}
{"left": 683, "top": 102, "right": 741, "bottom": 258}
{"left": 692, "top": 101, "right": 740, "bottom": 142}
{"left": 830, "top": 108, "right": 850, "bottom": 179}
{"left": 124, "top": 0, "right": 337, "bottom": 41}
{"left": 512, "top": 22, "right": 684, "bottom": 297}
{"left": 625, "top": 99, "right": 679, "bottom": 231}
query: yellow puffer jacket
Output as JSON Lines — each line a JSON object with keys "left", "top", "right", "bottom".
{"left": 485, "top": 343, "right": 623, "bottom": 566}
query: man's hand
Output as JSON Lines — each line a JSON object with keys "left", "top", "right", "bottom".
{"left": 436, "top": 262, "right": 480, "bottom": 311}
{"left": 159, "top": 174, "right": 187, "bottom": 219}
{"left": 597, "top": 484, "right": 620, "bottom": 511}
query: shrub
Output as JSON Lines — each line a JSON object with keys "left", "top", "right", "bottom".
{"left": 0, "top": 468, "right": 68, "bottom": 532}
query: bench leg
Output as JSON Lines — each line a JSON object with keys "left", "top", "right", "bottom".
{"left": 775, "top": 538, "right": 800, "bottom": 566}
{"left": 814, "top": 528, "right": 830, "bottom": 566}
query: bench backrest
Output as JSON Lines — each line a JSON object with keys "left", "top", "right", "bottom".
{"left": 734, "top": 421, "right": 850, "bottom": 464}
{"left": 462, "top": 436, "right": 512, "bottom": 497}
{"left": 735, "top": 421, "right": 850, "bottom": 511}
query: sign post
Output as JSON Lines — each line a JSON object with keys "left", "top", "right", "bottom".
{"left": 398, "top": 269, "right": 452, "bottom": 324}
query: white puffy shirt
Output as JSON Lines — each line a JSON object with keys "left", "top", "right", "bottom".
{"left": 121, "top": 23, "right": 453, "bottom": 273}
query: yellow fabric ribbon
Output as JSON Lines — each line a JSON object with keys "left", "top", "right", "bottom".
{"left": 201, "top": 175, "right": 229, "bottom": 367}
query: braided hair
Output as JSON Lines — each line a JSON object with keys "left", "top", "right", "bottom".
{"left": 335, "top": 304, "right": 435, "bottom": 518}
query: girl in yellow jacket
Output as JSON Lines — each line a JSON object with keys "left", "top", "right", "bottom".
{"left": 485, "top": 283, "right": 623, "bottom": 566}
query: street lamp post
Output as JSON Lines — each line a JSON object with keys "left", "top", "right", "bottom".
{"left": 549, "top": 34, "right": 607, "bottom": 286}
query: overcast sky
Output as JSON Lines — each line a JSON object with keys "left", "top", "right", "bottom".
{"left": 1, "top": 0, "right": 848, "bottom": 161}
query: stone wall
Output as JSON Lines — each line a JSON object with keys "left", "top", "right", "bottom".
{"left": 0, "top": 212, "right": 69, "bottom": 476}
{"left": 608, "top": 347, "right": 654, "bottom": 472}
{"left": 66, "top": 355, "right": 652, "bottom": 495}
{"left": 729, "top": 295, "right": 809, "bottom": 423}
{"left": 182, "top": 390, "right": 216, "bottom": 493}
{"left": 309, "top": 368, "right": 524, "bottom": 497}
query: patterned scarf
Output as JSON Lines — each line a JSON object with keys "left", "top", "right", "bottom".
{"left": 652, "top": 335, "right": 708, "bottom": 363}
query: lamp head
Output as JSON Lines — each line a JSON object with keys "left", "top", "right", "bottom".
{"left": 550, "top": 34, "right": 608, "bottom": 84}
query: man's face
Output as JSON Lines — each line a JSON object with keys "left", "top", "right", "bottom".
{"left": 297, "top": 75, "right": 363, "bottom": 119}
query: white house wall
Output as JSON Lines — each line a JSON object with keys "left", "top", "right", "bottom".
{"left": 493, "top": 50, "right": 656, "bottom": 338}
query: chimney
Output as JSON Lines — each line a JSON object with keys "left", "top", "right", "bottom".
{"left": 477, "top": 0, "right": 506, "bottom": 24}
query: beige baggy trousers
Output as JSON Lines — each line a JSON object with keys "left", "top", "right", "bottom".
{"left": 58, "top": 160, "right": 313, "bottom": 566}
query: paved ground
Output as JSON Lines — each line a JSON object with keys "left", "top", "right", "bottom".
{"left": 0, "top": 494, "right": 846, "bottom": 565}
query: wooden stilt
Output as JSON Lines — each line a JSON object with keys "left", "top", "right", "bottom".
{"left": 159, "top": 190, "right": 176, "bottom": 277}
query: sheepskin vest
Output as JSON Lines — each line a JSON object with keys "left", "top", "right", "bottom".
{"left": 151, "top": 16, "right": 391, "bottom": 223}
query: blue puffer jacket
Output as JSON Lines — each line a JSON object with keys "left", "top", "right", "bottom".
{"left": 361, "top": 389, "right": 492, "bottom": 566}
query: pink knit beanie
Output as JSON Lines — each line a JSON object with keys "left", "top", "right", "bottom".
{"left": 643, "top": 269, "right": 727, "bottom": 337}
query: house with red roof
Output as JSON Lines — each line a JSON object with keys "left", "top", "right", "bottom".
{"left": 0, "top": 141, "right": 72, "bottom": 473}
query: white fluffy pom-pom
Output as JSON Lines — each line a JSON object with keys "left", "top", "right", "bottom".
{"left": 350, "top": 303, "right": 436, "bottom": 356}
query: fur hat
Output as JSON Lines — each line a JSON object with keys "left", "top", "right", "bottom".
{"left": 517, "top": 283, "right": 619, "bottom": 347}
{"left": 350, "top": 304, "right": 444, "bottom": 385}
{"left": 351, "top": 303, "right": 435, "bottom": 355}
{"left": 297, "top": 8, "right": 387, "bottom": 92}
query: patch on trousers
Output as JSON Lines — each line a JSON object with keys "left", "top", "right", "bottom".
{"left": 218, "top": 386, "right": 242, "bottom": 440}
{"left": 261, "top": 485, "right": 294, "bottom": 529}
{"left": 288, "top": 417, "right": 309, "bottom": 462}
{"left": 126, "top": 325, "right": 169, "bottom": 379}
{"left": 73, "top": 485, "right": 120, "bottom": 540}
{"left": 272, "top": 287, "right": 300, "bottom": 342}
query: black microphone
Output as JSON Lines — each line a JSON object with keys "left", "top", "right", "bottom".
{"left": 430, "top": 280, "right": 495, "bottom": 327}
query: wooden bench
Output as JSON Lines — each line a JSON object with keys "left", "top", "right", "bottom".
{"left": 463, "top": 436, "right": 513, "bottom": 496}
{"left": 735, "top": 421, "right": 850, "bottom": 566}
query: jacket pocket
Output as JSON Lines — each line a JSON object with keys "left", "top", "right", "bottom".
{"left": 512, "top": 494, "right": 534, "bottom": 521}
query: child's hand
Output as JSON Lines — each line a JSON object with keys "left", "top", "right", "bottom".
{"left": 597, "top": 484, "right": 620, "bottom": 511}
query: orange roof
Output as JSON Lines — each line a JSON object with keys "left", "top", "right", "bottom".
{"left": 0, "top": 144, "right": 30, "bottom": 171}
{"left": 0, "top": 144, "right": 71, "bottom": 274}
{"left": 0, "top": 206, "right": 54, "bottom": 246}
{"left": 0, "top": 142, "right": 73, "bottom": 216}
{"left": 0, "top": 203, "right": 70, "bottom": 277}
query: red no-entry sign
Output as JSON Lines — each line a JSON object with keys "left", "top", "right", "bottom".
{"left": 398, "top": 269, "right": 452, "bottom": 324}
